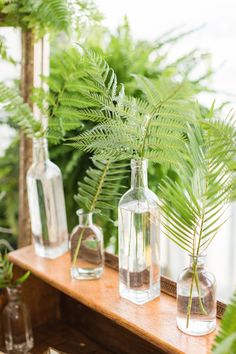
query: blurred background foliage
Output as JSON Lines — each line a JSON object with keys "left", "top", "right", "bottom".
{"left": 0, "top": 0, "right": 215, "bottom": 250}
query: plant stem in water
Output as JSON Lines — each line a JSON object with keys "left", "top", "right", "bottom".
{"left": 72, "top": 228, "right": 85, "bottom": 268}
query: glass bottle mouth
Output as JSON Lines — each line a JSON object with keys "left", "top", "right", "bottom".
{"left": 7, "top": 285, "right": 22, "bottom": 301}
{"left": 33, "top": 137, "right": 47, "bottom": 145}
{"left": 76, "top": 209, "right": 92, "bottom": 217}
{"left": 189, "top": 252, "right": 207, "bottom": 266}
{"left": 131, "top": 159, "right": 148, "bottom": 170}
{"left": 76, "top": 209, "right": 93, "bottom": 225}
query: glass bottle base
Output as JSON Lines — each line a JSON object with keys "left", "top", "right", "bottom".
{"left": 34, "top": 241, "right": 68, "bottom": 259}
{"left": 5, "top": 338, "right": 34, "bottom": 352}
{"left": 177, "top": 316, "right": 216, "bottom": 336}
{"left": 119, "top": 282, "right": 160, "bottom": 305}
{"left": 71, "top": 266, "right": 103, "bottom": 280}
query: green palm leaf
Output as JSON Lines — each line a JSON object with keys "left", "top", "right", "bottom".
{"left": 159, "top": 122, "right": 232, "bottom": 256}
{"left": 212, "top": 291, "right": 236, "bottom": 353}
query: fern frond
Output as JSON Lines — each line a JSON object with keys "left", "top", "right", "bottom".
{"left": 75, "top": 159, "right": 129, "bottom": 214}
{"left": 0, "top": 82, "right": 43, "bottom": 138}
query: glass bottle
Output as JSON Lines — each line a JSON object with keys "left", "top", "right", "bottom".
{"left": 177, "top": 254, "right": 216, "bottom": 336}
{"left": 3, "top": 285, "right": 34, "bottom": 352}
{"left": 70, "top": 209, "right": 104, "bottom": 280}
{"left": 27, "top": 137, "right": 68, "bottom": 259}
{"left": 118, "top": 159, "right": 160, "bottom": 305}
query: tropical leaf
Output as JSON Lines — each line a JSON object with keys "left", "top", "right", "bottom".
{"left": 212, "top": 291, "right": 236, "bottom": 353}
{"left": 159, "top": 122, "right": 233, "bottom": 256}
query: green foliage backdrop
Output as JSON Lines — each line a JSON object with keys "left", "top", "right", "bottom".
{"left": 0, "top": 1, "right": 214, "bottom": 249}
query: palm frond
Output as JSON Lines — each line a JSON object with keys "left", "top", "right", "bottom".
{"left": 159, "top": 122, "right": 233, "bottom": 256}
{"left": 212, "top": 291, "right": 236, "bottom": 353}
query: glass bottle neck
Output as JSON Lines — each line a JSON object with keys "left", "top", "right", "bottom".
{"left": 77, "top": 209, "right": 93, "bottom": 226}
{"left": 7, "top": 286, "right": 22, "bottom": 303}
{"left": 33, "top": 138, "right": 49, "bottom": 163}
{"left": 189, "top": 254, "right": 206, "bottom": 269}
{"left": 131, "top": 159, "right": 148, "bottom": 189}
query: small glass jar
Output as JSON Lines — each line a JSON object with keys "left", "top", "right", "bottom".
{"left": 27, "top": 137, "right": 68, "bottom": 259}
{"left": 118, "top": 159, "right": 160, "bottom": 305}
{"left": 70, "top": 209, "right": 104, "bottom": 280}
{"left": 177, "top": 254, "right": 216, "bottom": 336}
{"left": 3, "top": 285, "right": 34, "bottom": 352}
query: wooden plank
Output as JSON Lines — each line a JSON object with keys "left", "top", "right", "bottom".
{"left": 62, "top": 294, "right": 166, "bottom": 354}
{"left": 32, "top": 320, "right": 112, "bottom": 354}
{"left": 9, "top": 246, "right": 218, "bottom": 354}
{"left": 1, "top": 319, "right": 112, "bottom": 354}
{"left": 18, "top": 30, "right": 34, "bottom": 248}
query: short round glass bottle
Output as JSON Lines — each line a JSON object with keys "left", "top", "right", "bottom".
{"left": 118, "top": 159, "right": 160, "bottom": 305}
{"left": 27, "top": 137, "right": 68, "bottom": 259}
{"left": 177, "top": 254, "right": 216, "bottom": 336}
{"left": 70, "top": 209, "right": 104, "bottom": 280}
{"left": 3, "top": 285, "right": 34, "bottom": 352}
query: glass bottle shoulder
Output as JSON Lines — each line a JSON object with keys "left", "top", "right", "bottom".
{"left": 119, "top": 187, "right": 159, "bottom": 209}
{"left": 27, "top": 159, "right": 61, "bottom": 179}
{"left": 178, "top": 266, "right": 216, "bottom": 286}
{"left": 70, "top": 223, "right": 102, "bottom": 240}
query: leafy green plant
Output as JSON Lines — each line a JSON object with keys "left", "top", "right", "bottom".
{"left": 159, "top": 117, "right": 233, "bottom": 326}
{"left": 70, "top": 50, "right": 195, "bottom": 166}
{"left": 0, "top": 0, "right": 102, "bottom": 38}
{"left": 0, "top": 82, "right": 44, "bottom": 138}
{"left": 212, "top": 291, "right": 236, "bottom": 353}
{"left": 0, "top": 252, "right": 30, "bottom": 289}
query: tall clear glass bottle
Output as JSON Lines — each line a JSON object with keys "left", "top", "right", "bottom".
{"left": 3, "top": 285, "right": 34, "bottom": 352}
{"left": 70, "top": 209, "right": 104, "bottom": 280}
{"left": 27, "top": 137, "right": 68, "bottom": 259}
{"left": 177, "top": 254, "right": 216, "bottom": 336}
{"left": 118, "top": 159, "right": 160, "bottom": 305}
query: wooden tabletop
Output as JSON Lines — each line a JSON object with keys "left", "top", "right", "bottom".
{"left": 9, "top": 246, "right": 218, "bottom": 354}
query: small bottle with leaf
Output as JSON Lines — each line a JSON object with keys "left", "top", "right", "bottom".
{"left": 0, "top": 252, "right": 33, "bottom": 352}
{"left": 160, "top": 117, "right": 233, "bottom": 335}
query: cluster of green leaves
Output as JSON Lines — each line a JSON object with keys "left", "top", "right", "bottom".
{"left": 0, "top": 252, "right": 30, "bottom": 289}
{"left": 0, "top": 82, "right": 44, "bottom": 137}
{"left": 71, "top": 71, "right": 195, "bottom": 165}
{"left": 0, "top": 16, "right": 215, "bottom": 244}
{"left": 0, "top": 0, "right": 102, "bottom": 39}
{"left": 212, "top": 291, "right": 236, "bottom": 353}
{"left": 0, "top": 35, "right": 15, "bottom": 64}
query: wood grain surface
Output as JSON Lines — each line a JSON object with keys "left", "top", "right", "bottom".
{"left": 9, "top": 246, "right": 218, "bottom": 354}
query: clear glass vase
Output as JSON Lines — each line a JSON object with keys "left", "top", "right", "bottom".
{"left": 118, "top": 159, "right": 160, "bottom": 305}
{"left": 27, "top": 137, "right": 68, "bottom": 259}
{"left": 70, "top": 209, "right": 104, "bottom": 280}
{"left": 3, "top": 285, "right": 34, "bottom": 352}
{"left": 177, "top": 254, "right": 216, "bottom": 336}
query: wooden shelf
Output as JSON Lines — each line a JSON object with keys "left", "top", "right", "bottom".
{"left": 32, "top": 320, "right": 112, "bottom": 354}
{"left": 9, "top": 246, "right": 218, "bottom": 354}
